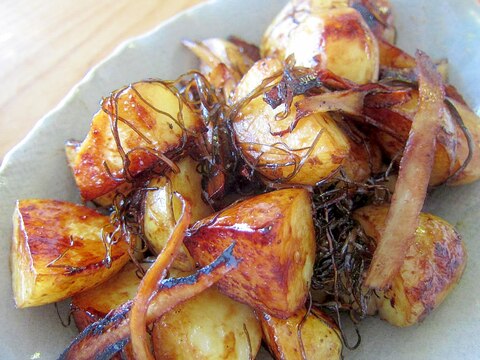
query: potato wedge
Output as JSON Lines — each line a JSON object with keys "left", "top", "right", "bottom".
{"left": 65, "top": 140, "right": 133, "bottom": 208}
{"left": 143, "top": 156, "right": 213, "bottom": 271}
{"left": 353, "top": 205, "right": 467, "bottom": 326}
{"left": 152, "top": 283, "right": 262, "bottom": 360}
{"left": 11, "top": 199, "right": 130, "bottom": 308}
{"left": 232, "top": 58, "right": 377, "bottom": 185}
{"left": 185, "top": 188, "right": 315, "bottom": 318}
{"left": 261, "top": 0, "right": 379, "bottom": 84}
{"left": 260, "top": 307, "right": 342, "bottom": 360}
{"left": 71, "top": 81, "right": 205, "bottom": 201}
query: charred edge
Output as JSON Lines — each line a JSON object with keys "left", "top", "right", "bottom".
{"left": 94, "top": 338, "right": 129, "bottom": 360}
{"left": 160, "top": 242, "right": 239, "bottom": 289}
{"left": 58, "top": 302, "right": 132, "bottom": 359}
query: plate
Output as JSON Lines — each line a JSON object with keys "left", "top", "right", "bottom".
{"left": 0, "top": 0, "right": 479, "bottom": 359}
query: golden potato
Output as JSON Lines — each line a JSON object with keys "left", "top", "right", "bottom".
{"left": 261, "top": 0, "right": 379, "bottom": 84}
{"left": 353, "top": 205, "right": 467, "bottom": 326}
{"left": 260, "top": 307, "right": 342, "bottom": 360}
{"left": 152, "top": 284, "right": 262, "bottom": 360}
{"left": 11, "top": 199, "right": 130, "bottom": 308}
{"left": 185, "top": 188, "right": 315, "bottom": 318}
{"left": 71, "top": 81, "right": 205, "bottom": 201}
{"left": 232, "top": 58, "right": 378, "bottom": 185}
{"left": 143, "top": 156, "right": 213, "bottom": 271}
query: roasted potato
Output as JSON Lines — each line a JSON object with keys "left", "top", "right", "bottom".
{"left": 353, "top": 205, "right": 467, "bottom": 326}
{"left": 11, "top": 199, "right": 130, "bottom": 308}
{"left": 260, "top": 307, "right": 342, "bottom": 360}
{"left": 232, "top": 57, "right": 379, "bottom": 185}
{"left": 143, "top": 156, "right": 213, "bottom": 271}
{"left": 71, "top": 81, "right": 205, "bottom": 201}
{"left": 152, "top": 282, "right": 262, "bottom": 360}
{"left": 364, "top": 90, "right": 480, "bottom": 186}
{"left": 185, "top": 188, "right": 315, "bottom": 318}
{"left": 261, "top": 0, "right": 379, "bottom": 84}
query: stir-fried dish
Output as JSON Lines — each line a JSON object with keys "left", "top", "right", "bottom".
{"left": 10, "top": 0, "right": 479, "bottom": 359}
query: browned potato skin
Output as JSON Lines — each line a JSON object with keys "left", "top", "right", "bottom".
{"left": 261, "top": 0, "right": 379, "bottom": 84}
{"left": 152, "top": 285, "right": 262, "bottom": 360}
{"left": 260, "top": 307, "right": 342, "bottom": 360}
{"left": 233, "top": 58, "right": 379, "bottom": 185}
{"left": 353, "top": 205, "right": 467, "bottom": 326}
{"left": 143, "top": 156, "right": 213, "bottom": 271}
{"left": 364, "top": 91, "right": 480, "bottom": 186}
{"left": 71, "top": 81, "right": 205, "bottom": 201}
{"left": 11, "top": 199, "right": 130, "bottom": 308}
{"left": 184, "top": 189, "right": 316, "bottom": 319}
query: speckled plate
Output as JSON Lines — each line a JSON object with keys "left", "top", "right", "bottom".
{"left": 1, "top": 1, "right": 479, "bottom": 359}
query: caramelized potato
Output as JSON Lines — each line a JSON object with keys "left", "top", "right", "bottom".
{"left": 71, "top": 81, "right": 205, "bottom": 201}
{"left": 65, "top": 140, "right": 133, "bottom": 208}
{"left": 353, "top": 205, "right": 467, "bottom": 326}
{"left": 71, "top": 262, "right": 144, "bottom": 330}
{"left": 11, "top": 199, "right": 130, "bottom": 308}
{"left": 232, "top": 58, "right": 378, "bottom": 185}
{"left": 152, "top": 285, "right": 262, "bottom": 360}
{"left": 261, "top": 0, "right": 379, "bottom": 84}
{"left": 260, "top": 307, "right": 342, "bottom": 360}
{"left": 143, "top": 156, "right": 213, "bottom": 271}
{"left": 364, "top": 91, "right": 480, "bottom": 185}
{"left": 185, "top": 188, "right": 315, "bottom": 318}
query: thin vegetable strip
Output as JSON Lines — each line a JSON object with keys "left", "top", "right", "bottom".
{"left": 129, "top": 193, "right": 192, "bottom": 360}
{"left": 364, "top": 50, "right": 445, "bottom": 289}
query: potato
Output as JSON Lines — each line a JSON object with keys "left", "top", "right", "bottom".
{"left": 261, "top": 0, "right": 379, "bottom": 84}
{"left": 184, "top": 188, "right": 315, "bottom": 318}
{"left": 349, "top": 0, "right": 396, "bottom": 43}
{"left": 260, "top": 307, "right": 342, "bottom": 360}
{"left": 364, "top": 91, "right": 480, "bottom": 186}
{"left": 65, "top": 141, "right": 133, "bottom": 208}
{"left": 71, "top": 81, "right": 205, "bottom": 201}
{"left": 232, "top": 58, "right": 378, "bottom": 185}
{"left": 152, "top": 284, "right": 262, "bottom": 360}
{"left": 143, "top": 156, "right": 213, "bottom": 271}
{"left": 353, "top": 205, "right": 467, "bottom": 326}
{"left": 11, "top": 199, "right": 130, "bottom": 308}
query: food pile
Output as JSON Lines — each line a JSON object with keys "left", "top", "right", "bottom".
{"left": 10, "top": 0, "right": 479, "bottom": 359}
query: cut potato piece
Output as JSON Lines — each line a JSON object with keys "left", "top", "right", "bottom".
{"left": 143, "top": 156, "right": 213, "bottom": 271}
{"left": 71, "top": 81, "right": 205, "bottom": 201}
{"left": 353, "top": 205, "right": 467, "bottom": 326}
{"left": 233, "top": 58, "right": 376, "bottom": 185}
{"left": 261, "top": 1, "right": 379, "bottom": 84}
{"left": 152, "top": 283, "right": 262, "bottom": 360}
{"left": 185, "top": 188, "right": 315, "bottom": 318}
{"left": 11, "top": 199, "right": 130, "bottom": 308}
{"left": 260, "top": 307, "right": 342, "bottom": 360}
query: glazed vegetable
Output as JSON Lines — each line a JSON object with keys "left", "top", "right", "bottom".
{"left": 11, "top": 199, "right": 130, "bottom": 308}
{"left": 260, "top": 306, "right": 342, "bottom": 360}
{"left": 71, "top": 80, "right": 204, "bottom": 201}
{"left": 354, "top": 205, "right": 467, "bottom": 326}
{"left": 364, "top": 50, "right": 445, "bottom": 289}
{"left": 185, "top": 188, "right": 316, "bottom": 318}
{"left": 261, "top": 0, "right": 379, "bottom": 84}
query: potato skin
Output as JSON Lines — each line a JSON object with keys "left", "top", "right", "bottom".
{"left": 232, "top": 58, "right": 377, "bottom": 185}
{"left": 353, "top": 205, "right": 467, "bottom": 326}
{"left": 71, "top": 81, "right": 204, "bottom": 201}
{"left": 261, "top": 1, "right": 379, "bottom": 84}
{"left": 11, "top": 199, "right": 130, "bottom": 308}
{"left": 143, "top": 156, "right": 213, "bottom": 271}
{"left": 152, "top": 285, "right": 262, "bottom": 360}
{"left": 185, "top": 189, "right": 316, "bottom": 318}
{"left": 260, "top": 307, "right": 342, "bottom": 360}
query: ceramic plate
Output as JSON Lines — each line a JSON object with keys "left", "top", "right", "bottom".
{"left": 1, "top": 0, "right": 479, "bottom": 359}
